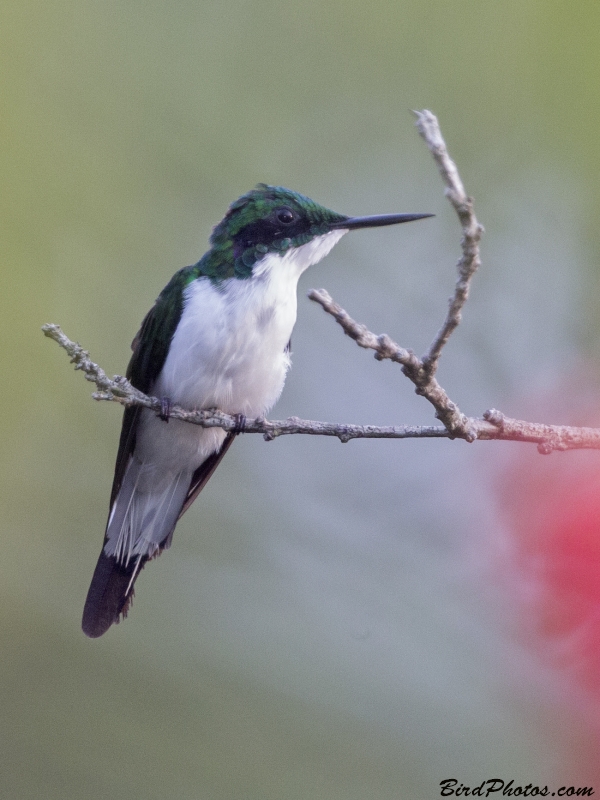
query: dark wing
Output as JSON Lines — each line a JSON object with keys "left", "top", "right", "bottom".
{"left": 179, "top": 431, "right": 236, "bottom": 518}
{"left": 83, "top": 267, "right": 238, "bottom": 638}
{"left": 109, "top": 268, "right": 190, "bottom": 507}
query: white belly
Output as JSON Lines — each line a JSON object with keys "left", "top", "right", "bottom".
{"left": 158, "top": 267, "right": 296, "bottom": 414}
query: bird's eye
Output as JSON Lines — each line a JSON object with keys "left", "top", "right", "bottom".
{"left": 276, "top": 208, "right": 295, "bottom": 225}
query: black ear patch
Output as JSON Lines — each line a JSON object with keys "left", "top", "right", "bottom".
{"left": 233, "top": 210, "right": 312, "bottom": 254}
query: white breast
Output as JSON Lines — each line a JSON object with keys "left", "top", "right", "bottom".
{"left": 155, "top": 228, "right": 347, "bottom": 417}
{"left": 133, "top": 229, "right": 347, "bottom": 476}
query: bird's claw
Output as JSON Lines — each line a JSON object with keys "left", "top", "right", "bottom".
{"left": 159, "top": 396, "right": 173, "bottom": 422}
{"left": 234, "top": 413, "right": 247, "bottom": 435}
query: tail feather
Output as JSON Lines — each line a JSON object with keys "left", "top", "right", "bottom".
{"left": 83, "top": 436, "right": 237, "bottom": 637}
{"left": 104, "top": 461, "right": 191, "bottom": 563}
{"left": 82, "top": 465, "right": 189, "bottom": 638}
{"left": 82, "top": 550, "right": 146, "bottom": 638}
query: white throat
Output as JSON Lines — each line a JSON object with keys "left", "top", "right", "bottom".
{"left": 252, "top": 229, "right": 348, "bottom": 280}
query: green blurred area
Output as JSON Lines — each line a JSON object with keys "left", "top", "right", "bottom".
{"left": 2, "top": 2, "right": 600, "bottom": 797}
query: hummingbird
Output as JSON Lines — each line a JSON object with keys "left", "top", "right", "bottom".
{"left": 82, "top": 184, "right": 432, "bottom": 637}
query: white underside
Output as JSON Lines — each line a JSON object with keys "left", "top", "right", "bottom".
{"left": 105, "top": 229, "right": 347, "bottom": 562}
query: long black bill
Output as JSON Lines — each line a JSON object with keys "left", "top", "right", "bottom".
{"left": 331, "top": 212, "right": 434, "bottom": 230}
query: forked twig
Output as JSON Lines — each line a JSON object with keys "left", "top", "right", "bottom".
{"left": 43, "top": 111, "right": 600, "bottom": 455}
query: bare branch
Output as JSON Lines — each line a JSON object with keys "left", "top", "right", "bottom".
{"left": 42, "top": 324, "right": 449, "bottom": 443}
{"left": 413, "top": 109, "right": 484, "bottom": 376}
{"left": 43, "top": 323, "right": 600, "bottom": 453}
{"left": 43, "top": 111, "right": 599, "bottom": 458}
{"left": 479, "top": 409, "right": 600, "bottom": 453}
{"left": 309, "top": 110, "right": 483, "bottom": 441}
{"left": 308, "top": 289, "right": 475, "bottom": 440}
{"left": 43, "top": 324, "right": 155, "bottom": 409}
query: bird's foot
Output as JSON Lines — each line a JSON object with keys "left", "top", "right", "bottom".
{"left": 159, "top": 396, "right": 173, "bottom": 422}
{"left": 233, "top": 413, "right": 247, "bottom": 435}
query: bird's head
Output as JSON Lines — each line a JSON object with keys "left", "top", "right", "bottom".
{"left": 197, "top": 184, "right": 432, "bottom": 282}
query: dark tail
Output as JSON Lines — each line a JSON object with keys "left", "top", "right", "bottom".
{"left": 82, "top": 551, "right": 146, "bottom": 638}
{"left": 82, "top": 434, "right": 238, "bottom": 638}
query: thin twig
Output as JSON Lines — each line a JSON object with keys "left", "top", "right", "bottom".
{"left": 308, "top": 289, "right": 475, "bottom": 439}
{"left": 310, "top": 110, "right": 482, "bottom": 440}
{"left": 414, "top": 110, "right": 484, "bottom": 376}
{"left": 43, "top": 324, "right": 600, "bottom": 453}
{"left": 42, "top": 324, "right": 154, "bottom": 407}
{"left": 42, "top": 323, "right": 448, "bottom": 442}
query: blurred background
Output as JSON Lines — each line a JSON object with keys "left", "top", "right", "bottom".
{"left": 3, "top": 1, "right": 600, "bottom": 797}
